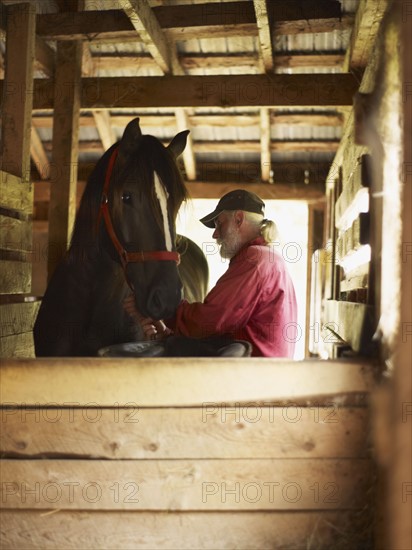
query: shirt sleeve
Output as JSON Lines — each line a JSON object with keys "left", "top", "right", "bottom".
{"left": 173, "top": 254, "right": 265, "bottom": 338}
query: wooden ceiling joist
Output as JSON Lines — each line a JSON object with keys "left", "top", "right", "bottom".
{"left": 80, "top": 52, "right": 345, "bottom": 74}
{"left": 253, "top": 0, "right": 274, "bottom": 72}
{"left": 36, "top": 2, "right": 350, "bottom": 42}
{"left": 9, "top": 74, "right": 358, "bottom": 110}
{"left": 120, "top": 0, "right": 180, "bottom": 75}
{"left": 30, "top": 128, "right": 50, "bottom": 181}
{"left": 92, "top": 110, "right": 116, "bottom": 151}
{"left": 31, "top": 112, "right": 344, "bottom": 129}
{"left": 259, "top": 108, "right": 272, "bottom": 182}
{"left": 41, "top": 139, "right": 339, "bottom": 155}
{"left": 343, "top": 0, "right": 390, "bottom": 72}
{"left": 175, "top": 108, "right": 196, "bottom": 181}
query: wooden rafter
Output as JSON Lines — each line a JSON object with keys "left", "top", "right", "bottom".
{"left": 92, "top": 110, "right": 116, "bottom": 151}
{"left": 259, "top": 108, "right": 272, "bottom": 182}
{"left": 36, "top": 3, "right": 351, "bottom": 42}
{"left": 253, "top": 0, "right": 274, "bottom": 72}
{"left": 119, "top": 1, "right": 195, "bottom": 178}
{"left": 41, "top": 139, "right": 339, "bottom": 155}
{"left": 83, "top": 52, "right": 345, "bottom": 73}
{"left": 174, "top": 108, "right": 196, "bottom": 181}
{"left": 32, "top": 113, "right": 344, "bottom": 129}
{"left": 120, "top": 0, "right": 180, "bottom": 75}
{"left": 30, "top": 128, "right": 50, "bottom": 181}
{"left": 343, "top": 0, "right": 390, "bottom": 72}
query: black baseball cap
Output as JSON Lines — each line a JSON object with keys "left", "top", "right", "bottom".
{"left": 200, "top": 189, "right": 265, "bottom": 228}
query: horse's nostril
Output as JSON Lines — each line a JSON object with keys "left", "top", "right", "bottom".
{"left": 147, "top": 286, "right": 180, "bottom": 319}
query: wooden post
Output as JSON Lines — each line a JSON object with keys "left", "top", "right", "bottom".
{"left": 0, "top": 3, "right": 36, "bottom": 181}
{"left": 389, "top": 2, "right": 412, "bottom": 548}
{"left": 47, "top": 41, "right": 82, "bottom": 280}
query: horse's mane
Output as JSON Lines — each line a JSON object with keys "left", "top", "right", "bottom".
{"left": 68, "top": 136, "right": 187, "bottom": 262}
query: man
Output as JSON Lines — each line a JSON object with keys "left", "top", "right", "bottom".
{"left": 125, "top": 189, "right": 298, "bottom": 357}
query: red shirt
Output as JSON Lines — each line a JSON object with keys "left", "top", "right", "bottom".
{"left": 172, "top": 237, "right": 298, "bottom": 357}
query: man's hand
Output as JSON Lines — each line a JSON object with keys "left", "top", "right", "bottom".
{"left": 123, "top": 295, "right": 172, "bottom": 340}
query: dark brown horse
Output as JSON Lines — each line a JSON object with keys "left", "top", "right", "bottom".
{"left": 34, "top": 118, "right": 208, "bottom": 356}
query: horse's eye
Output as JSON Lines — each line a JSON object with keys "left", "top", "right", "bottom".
{"left": 122, "top": 192, "right": 132, "bottom": 204}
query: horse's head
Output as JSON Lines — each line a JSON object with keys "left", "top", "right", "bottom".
{"left": 99, "top": 118, "right": 189, "bottom": 319}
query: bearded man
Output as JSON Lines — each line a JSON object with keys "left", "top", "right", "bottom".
{"left": 125, "top": 189, "right": 298, "bottom": 357}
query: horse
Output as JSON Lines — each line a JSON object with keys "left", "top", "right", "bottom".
{"left": 33, "top": 118, "right": 208, "bottom": 356}
{"left": 176, "top": 234, "right": 209, "bottom": 303}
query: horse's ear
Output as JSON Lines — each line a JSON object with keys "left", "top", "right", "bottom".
{"left": 118, "top": 118, "right": 143, "bottom": 157}
{"left": 168, "top": 130, "right": 189, "bottom": 159}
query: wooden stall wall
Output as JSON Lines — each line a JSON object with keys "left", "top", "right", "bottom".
{"left": 311, "top": 1, "right": 403, "bottom": 361}
{"left": 1, "top": 358, "right": 377, "bottom": 549}
{"left": 0, "top": 5, "right": 40, "bottom": 358}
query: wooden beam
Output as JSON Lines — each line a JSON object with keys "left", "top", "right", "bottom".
{"left": 343, "top": 0, "right": 390, "bottom": 72}
{"left": 34, "top": 36, "right": 55, "bottom": 78}
{"left": 253, "top": 0, "right": 274, "bottom": 72}
{"left": 9, "top": 74, "right": 358, "bottom": 110}
{"left": 92, "top": 110, "right": 116, "bottom": 150}
{"left": 0, "top": 358, "right": 376, "bottom": 406}
{"left": 259, "top": 108, "right": 271, "bottom": 182}
{"left": 0, "top": 3, "right": 36, "bottom": 181}
{"left": 186, "top": 182, "right": 325, "bottom": 202}
{"left": 33, "top": 162, "right": 329, "bottom": 202}
{"left": 120, "top": 0, "right": 180, "bottom": 75}
{"left": 36, "top": 2, "right": 350, "bottom": 42}
{"left": 30, "top": 127, "right": 50, "bottom": 180}
{"left": 31, "top": 112, "right": 344, "bottom": 130}
{"left": 175, "top": 108, "right": 196, "bottom": 181}
{"left": 47, "top": 41, "right": 82, "bottom": 281}
{"left": 73, "top": 52, "right": 344, "bottom": 73}
{"left": 41, "top": 139, "right": 339, "bottom": 155}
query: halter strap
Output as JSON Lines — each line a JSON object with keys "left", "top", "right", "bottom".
{"left": 98, "top": 146, "right": 180, "bottom": 271}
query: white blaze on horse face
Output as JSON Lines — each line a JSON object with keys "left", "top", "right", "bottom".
{"left": 154, "top": 172, "right": 173, "bottom": 251}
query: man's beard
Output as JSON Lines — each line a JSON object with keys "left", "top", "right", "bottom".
{"left": 218, "top": 225, "right": 242, "bottom": 259}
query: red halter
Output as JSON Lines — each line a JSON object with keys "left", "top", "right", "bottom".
{"left": 98, "top": 146, "right": 180, "bottom": 271}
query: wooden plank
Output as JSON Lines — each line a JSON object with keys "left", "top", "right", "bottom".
{"left": 390, "top": 3, "right": 412, "bottom": 547}
{"left": 1, "top": 74, "right": 360, "bottom": 110}
{"left": 31, "top": 112, "right": 343, "bottom": 129}
{"left": 47, "top": 40, "right": 82, "bottom": 280}
{"left": 120, "top": 0, "right": 179, "bottom": 75}
{"left": 0, "top": 301, "right": 40, "bottom": 338}
{"left": 92, "top": 110, "right": 116, "bottom": 151}
{"left": 36, "top": 2, "right": 348, "bottom": 41}
{"left": 0, "top": 332, "right": 35, "bottom": 359}
{"left": 43, "top": 139, "right": 339, "bottom": 155}
{"left": 336, "top": 212, "right": 370, "bottom": 262}
{"left": 30, "top": 127, "right": 50, "bottom": 180}
{"left": 0, "top": 406, "right": 369, "bottom": 459}
{"left": 0, "top": 359, "right": 376, "bottom": 406}
{"left": 76, "top": 52, "right": 345, "bottom": 72}
{"left": 0, "top": 3, "right": 36, "bottom": 181}
{"left": 0, "top": 172, "right": 32, "bottom": 215}
{"left": 335, "top": 154, "right": 371, "bottom": 230}
{"left": 0, "top": 261, "right": 31, "bottom": 295}
{"left": 34, "top": 36, "right": 55, "bottom": 78}
{"left": 0, "top": 457, "right": 373, "bottom": 510}
{"left": 253, "top": 0, "right": 274, "bottom": 72}
{"left": 339, "top": 262, "right": 369, "bottom": 293}
{"left": 259, "top": 108, "right": 271, "bottom": 182}
{"left": 324, "top": 300, "right": 375, "bottom": 353}
{"left": 0, "top": 215, "right": 32, "bottom": 252}
{"left": 175, "top": 108, "right": 196, "bottom": 181}
{"left": 343, "top": 0, "right": 390, "bottom": 72}
{"left": 0, "top": 510, "right": 374, "bottom": 550}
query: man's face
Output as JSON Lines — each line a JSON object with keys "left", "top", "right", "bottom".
{"left": 212, "top": 212, "right": 241, "bottom": 259}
